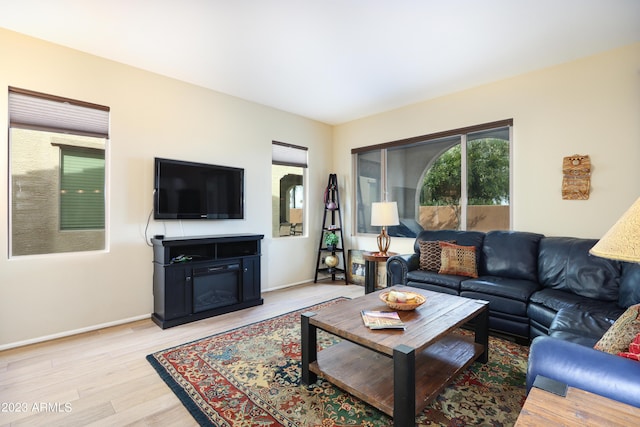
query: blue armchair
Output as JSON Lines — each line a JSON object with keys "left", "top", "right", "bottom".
{"left": 526, "top": 336, "right": 640, "bottom": 408}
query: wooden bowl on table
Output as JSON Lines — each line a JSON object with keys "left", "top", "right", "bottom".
{"left": 379, "top": 290, "right": 426, "bottom": 311}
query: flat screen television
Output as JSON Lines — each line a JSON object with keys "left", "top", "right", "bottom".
{"left": 154, "top": 157, "right": 244, "bottom": 220}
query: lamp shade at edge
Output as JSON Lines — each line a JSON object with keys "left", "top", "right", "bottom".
{"left": 590, "top": 197, "right": 640, "bottom": 263}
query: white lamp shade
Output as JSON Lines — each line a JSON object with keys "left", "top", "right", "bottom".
{"left": 371, "top": 201, "right": 400, "bottom": 227}
{"left": 590, "top": 197, "right": 640, "bottom": 263}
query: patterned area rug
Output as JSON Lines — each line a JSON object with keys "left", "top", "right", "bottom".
{"left": 147, "top": 298, "right": 528, "bottom": 426}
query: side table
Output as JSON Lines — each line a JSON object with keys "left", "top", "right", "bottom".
{"left": 515, "top": 383, "right": 640, "bottom": 426}
{"left": 362, "top": 251, "right": 396, "bottom": 294}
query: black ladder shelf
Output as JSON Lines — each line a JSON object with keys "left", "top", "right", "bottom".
{"left": 314, "top": 174, "right": 347, "bottom": 284}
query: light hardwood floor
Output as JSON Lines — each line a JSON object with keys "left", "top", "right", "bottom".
{"left": 0, "top": 282, "right": 365, "bottom": 427}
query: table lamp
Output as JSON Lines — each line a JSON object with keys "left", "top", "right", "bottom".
{"left": 589, "top": 197, "right": 640, "bottom": 262}
{"left": 371, "top": 201, "right": 400, "bottom": 256}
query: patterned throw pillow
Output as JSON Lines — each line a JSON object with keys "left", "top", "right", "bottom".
{"left": 618, "top": 333, "right": 640, "bottom": 361}
{"left": 419, "top": 240, "right": 455, "bottom": 271}
{"left": 438, "top": 241, "right": 478, "bottom": 278}
{"left": 594, "top": 304, "right": 640, "bottom": 355}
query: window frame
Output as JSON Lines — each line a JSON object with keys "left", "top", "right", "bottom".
{"left": 8, "top": 87, "right": 110, "bottom": 257}
{"left": 351, "top": 119, "right": 513, "bottom": 236}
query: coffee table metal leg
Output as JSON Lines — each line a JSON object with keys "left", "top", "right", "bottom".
{"left": 393, "top": 344, "right": 416, "bottom": 427}
{"left": 301, "top": 312, "right": 317, "bottom": 385}
{"left": 475, "top": 303, "right": 490, "bottom": 364}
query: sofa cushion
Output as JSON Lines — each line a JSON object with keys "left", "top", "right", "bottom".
{"left": 407, "top": 281, "right": 458, "bottom": 295}
{"left": 538, "top": 237, "right": 621, "bottom": 301}
{"left": 594, "top": 304, "right": 640, "bottom": 355}
{"left": 528, "top": 289, "right": 624, "bottom": 336}
{"left": 481, "top": 230, "right": 543, "bottom": 281}
{"left": 461, "top": 276, "right": 540, "bottom": 302}
{"left": 439, "top": 242, "right": 478, "bottom": 278}
{"left": 549, "top": 308, "right": 614, "bottom": 347}
{"left": 418, "top": 240, "right": 454, "bottom": 271}
{"left": 406, "top": 269, "right": 463, "bottom": 292}
{"left": 461, "top": 290, "right": 528, "bottom": 317}
{"left": 529, "top": 288, "right": 586, "bottom": 312}
{"left": 461, "top": 276, "right": 539, "bottom": 320}
{"left": 530, "top": 288, "right": 622, "bottom": 314}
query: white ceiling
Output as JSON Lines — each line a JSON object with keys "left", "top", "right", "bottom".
{"left": 1, "top": 0, "right": 639, "bottom": 125}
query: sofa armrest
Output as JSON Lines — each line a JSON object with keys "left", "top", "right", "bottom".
{"left": 387, "top": 253, "right": 419, "bottom": 286}
{"left": 527, "top": 336, "right": 640, "bottom": 408}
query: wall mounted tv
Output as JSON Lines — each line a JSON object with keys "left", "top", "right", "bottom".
{"left": 154, "top": 157, "right": 244, "bottom": 220}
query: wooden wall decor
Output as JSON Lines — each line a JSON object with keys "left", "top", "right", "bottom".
{"left": 562, "top": 154, "right": 591, "bottom": 200}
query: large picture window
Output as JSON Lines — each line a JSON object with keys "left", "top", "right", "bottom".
{"left": 353, "top": 120, "right": 511, "bottom": 237}
{"left": 9, "top": 88, "right": 109, "bottom": 256}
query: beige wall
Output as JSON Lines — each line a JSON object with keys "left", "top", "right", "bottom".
{"left": 334, "top": 43, "right": 640, "bottom": 257}
{"left": 0, "top": 29, "right": 332, "bottom": 348}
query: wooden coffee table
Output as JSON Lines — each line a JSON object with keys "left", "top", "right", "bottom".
{"left": 301, "top": 286, "right": 489, "bottom": 427}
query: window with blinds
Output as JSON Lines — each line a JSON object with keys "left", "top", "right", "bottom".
{"left": 8, "top": 87, "right": 109, "bottom": 256}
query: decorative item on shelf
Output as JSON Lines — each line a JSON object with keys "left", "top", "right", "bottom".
{"left": 324, "top": 183, "right": 338, "bottom": 210}
{"left": 590, "top": 197, "right": 640, "bottom": 262}
{"left": 324, "top": 254, "right": 339, "bottom": 271}
{"left": 325, "top": 232, "right": 339, "bottom": 251}
{"left": 371, "top": 201, "right": 400, "bottom": 256}
{"left": 562, "top": 154, "right": 591, "bottom": 200}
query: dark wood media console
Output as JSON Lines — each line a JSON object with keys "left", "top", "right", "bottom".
{"left": 151, "top": 234, "right": 264, "bottom": 329}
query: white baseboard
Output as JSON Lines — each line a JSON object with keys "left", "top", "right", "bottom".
{"left": 1, "top": 281, "right": 349, "bottom": 351}
{"left": 264, "top": 277, "right": 349, "bottom": 292}
{"left": 263, "top": 280, "right": 310, "bottom": 292}
{"left": 0, "top": 314, "right": 151, "bottom": 351}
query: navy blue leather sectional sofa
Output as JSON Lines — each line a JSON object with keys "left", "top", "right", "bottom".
{"left": 387, "top": 229, "right": 640, "bottom": 406}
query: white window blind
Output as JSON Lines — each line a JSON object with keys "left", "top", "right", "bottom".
{"left": 272, "top": 141, "right": 308, "bottom": 168}
{"left": 9, "top": 87, "right": 110, "bottom": 138}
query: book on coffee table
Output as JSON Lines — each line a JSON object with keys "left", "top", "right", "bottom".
{"left": 361, "top": 310, "right": 406, "bottom": 330}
